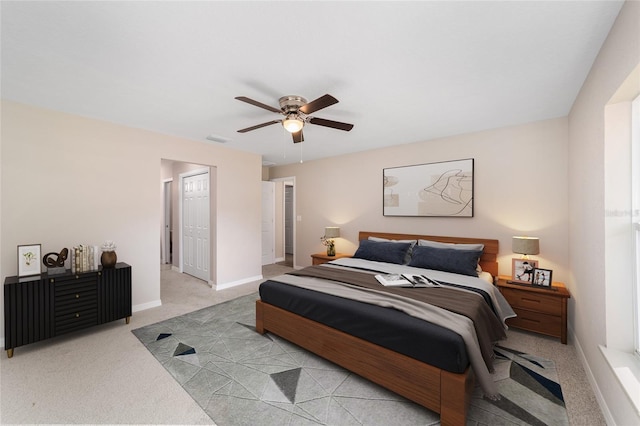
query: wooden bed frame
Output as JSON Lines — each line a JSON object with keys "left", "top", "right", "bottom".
{"left": 255, "top": 231, "right": 499, "bottom": 426}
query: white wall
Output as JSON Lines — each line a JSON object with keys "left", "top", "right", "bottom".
{"left": 568, "top": 1, "right": 640, "bottom": 424}
{"left": 269, "top": 117, "right": 570, "bottom": 283}
{"left": 0, "top": 101, "right": 263, "bottom": 340}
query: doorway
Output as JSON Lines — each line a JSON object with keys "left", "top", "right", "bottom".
{"left": 271, "top": 177, "right": 295, "bottom": 268}
{"left": 284, "top": 183, "right": 294, "bottom": 264}
{"left": 162, "top": 179, "right": 173, "bottom": 265}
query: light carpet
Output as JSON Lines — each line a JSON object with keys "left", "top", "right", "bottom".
{"left": 132, "top": 293, "right": 568, "bottom": 426}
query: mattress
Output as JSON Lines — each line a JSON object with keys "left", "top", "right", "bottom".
{"left": 259, "top": 279, "right": 470, "bottom": 373}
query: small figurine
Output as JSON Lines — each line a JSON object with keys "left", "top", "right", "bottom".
{"left": 43, "top": 248, "right": 69, "bottom": 268}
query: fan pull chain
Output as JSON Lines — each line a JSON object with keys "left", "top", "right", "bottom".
{"left": 282, "top": 127, "right": 287, "bottom": 160}
{"left": 299, "top": 141, "right": 303, "bottom": 163}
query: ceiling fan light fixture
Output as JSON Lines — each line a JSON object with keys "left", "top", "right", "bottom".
{"left": 282, "top": 115, "right": 304, "bottom": 133}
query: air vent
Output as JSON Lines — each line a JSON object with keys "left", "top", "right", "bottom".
{"left": 206, "top": 134, "right": 231, "bottom": 143}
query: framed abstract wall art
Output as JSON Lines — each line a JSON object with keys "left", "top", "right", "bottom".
{"left": 383, "top": 158, "right": 474, "bottom": 217}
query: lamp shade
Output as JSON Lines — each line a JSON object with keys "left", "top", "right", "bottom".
{"left": 324, "top": 227, "right": 340, "bottom": 239}
{"left": 512, "top": 236, "right": 540, "bottom": 255}
{"left": 282, "top": 115, "right": 304, "bottom": 133}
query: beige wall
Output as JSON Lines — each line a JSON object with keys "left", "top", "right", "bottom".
{"left": 269, "top": 117, "right": 570, "bottom": 283}
{"left": 0, "top": 101, "right": 263, "bottom": 339}
{"left": 568, "top": 1, "right": 640, "bottom": 424}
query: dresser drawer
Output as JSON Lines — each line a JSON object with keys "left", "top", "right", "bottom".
{"left": 507, "top": 308, "right": 562, "bottom": 338}
{"left": 53, "top": 275, "right": 98, "bottom": 335}
{"left": 500, "top": 287, "right": 562, "bottom": 316}
{"left": 55, "top": 308, "right": 98, "bottom": 335}
{"left": 55, "top": 284, "right": 96, "bottom": 303}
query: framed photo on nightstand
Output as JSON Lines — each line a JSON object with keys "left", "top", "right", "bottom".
{"left": 511, "top": 258, "right": 538, "bottom": 284}
{"left": 532, "top": 268, "right": 553, "bottom": 287}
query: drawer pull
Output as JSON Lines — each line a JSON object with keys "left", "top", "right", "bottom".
{"left": 522, "top": 297, "right": 541, "bottom": 304}
{"left": 522, "top": 318, "right": 541, "bottom": 324}
{"left": 75, "top": 313, "right": 80, "bottom": 318}
{"left": 75, "top": 294, "right": 80, "bottom": 299}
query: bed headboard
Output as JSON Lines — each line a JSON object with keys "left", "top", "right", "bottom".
{"left": 358, "top": 231, "right": 499, "bottom": 277}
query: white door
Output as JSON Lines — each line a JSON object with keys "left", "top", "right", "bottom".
{"left": 262, "top": 181, "right": 275, "bottom": 265}
{"left": 183, "top": 172, "right": 209, "bottom": 281}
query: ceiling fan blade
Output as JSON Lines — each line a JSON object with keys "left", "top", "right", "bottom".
{"left": 235, "top": 96, "right": 282, "bottom": 113}
{"left": 237, "top": 120, "right": 280, "bottom": 133}
{"left": 299, "top": 94, "right": 338, "bottom": 115}
{"left": 308, "top": 117, "right": 354, "bottom": 131}
{"left": 292, "top": 130, "right": 304, "bottom": 143}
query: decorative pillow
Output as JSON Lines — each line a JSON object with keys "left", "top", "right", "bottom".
{"left": 408, "top": 245, "right": 482, "bottom": 276}
{"left": 368, "top": 236, "right": 417, "bottom": 264}
{"left": 353, "top": 239, "right": 413, "bottom": 265}
{"left": 417, "top": 239, "right": 484, "bottom": 251}
{"left": 418, "top": 239, "right": 484, "bottom": 273}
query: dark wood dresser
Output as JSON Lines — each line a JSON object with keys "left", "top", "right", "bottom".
{"left": 497, "top": 276, "right": 571, "bottom": 344}
{"left": 4, "top": 262, "right": 132, "bottom": 357}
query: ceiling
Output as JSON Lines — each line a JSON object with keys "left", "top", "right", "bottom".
{"left": 1, "top": 1, "right": 624, "bottom": 166}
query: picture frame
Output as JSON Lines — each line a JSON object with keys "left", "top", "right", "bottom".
{"left": 511, "top": 258, "right": 538, "bottom": 284}
{"left": 383, "top": 158, "right": 474, "bottom": 217}
{"left": 17, "top": 244, "right": 42, "bottom": 277}
{"left": 532, "top": 268, "right": 553, "bottom": 287}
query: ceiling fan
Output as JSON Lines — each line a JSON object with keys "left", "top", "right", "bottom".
{"left": 235, "top": 94, "right": 354, "bottom": 143}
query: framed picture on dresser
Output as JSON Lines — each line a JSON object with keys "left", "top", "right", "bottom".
{"left": 17, "top": 244, "right": 41, "bottom": 277}
{"left": 532, "top": 268, "right": 553, "bottom": 287}
{"left": 511, "top": 258, "right": 538, "bottom": 284}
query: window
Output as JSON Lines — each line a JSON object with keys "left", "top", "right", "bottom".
{"left": 633, "top": 95, "right": 640, "bottom": 355}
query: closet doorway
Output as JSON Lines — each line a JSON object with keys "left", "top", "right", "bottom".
{"left": 271, "top": 177, "right": 295, "bottom": 267}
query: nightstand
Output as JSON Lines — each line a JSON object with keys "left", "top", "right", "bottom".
{"left": 496, "top": 276, "right": 571, "bottom": 344}
{"left": 311, "top": 253, "right": 351, "bottom": 265}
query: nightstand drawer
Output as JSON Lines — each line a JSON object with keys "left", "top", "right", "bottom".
{"left": 507, "top": 308, "right": 562, "bottom": 337}
{"left": 500, "top": 287, "right": 562, "bottom": 316}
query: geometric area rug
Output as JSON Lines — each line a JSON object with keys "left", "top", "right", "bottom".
{"left": 132, "top": 293, "right": 569, "bottom": 426}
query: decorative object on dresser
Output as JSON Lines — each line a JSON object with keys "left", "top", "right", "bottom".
{"left": 100, "top": 240, "right": 117, "bottom": 268}
{"left": 310, "top": 252, "right": 350, "bottom": 265}
{"left": 497, "top": 276, "right": 570, "bottom": 344}
{"left": 3, "top": 263, "right": 132, "bottom": 358}
{"left": 511, "top": 258, "right": 538, "bottom": 284}
{"left": 383, "top": 158, "right": 474, "bottom": 217}
{"left": 43, "top": 247, "right": 69, "bottom": 274}
{"left": 71, "top": 244, "right": 99, "bottom": 272}
{"left": 320, "top": 226, "right": 340, "bottom": 256}
{"left": 532, "top": 268, "right": 553, "bottom": 287}
{"left": 17, "top": 244, "right": 41, "bottom": 277}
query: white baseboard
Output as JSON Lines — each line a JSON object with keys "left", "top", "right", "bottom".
{"left": 214, "top": 274, "right": 263, "bottom": 291}
{"left": 572, "top": 326, "right": 616, "bottom": 425}
{"left": 133, "top": 299, "right": 162, "bottom": 312}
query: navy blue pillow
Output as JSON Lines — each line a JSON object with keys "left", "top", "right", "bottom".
{"left": 353, "top": 239, "right": 412, "bottom": 265}
{"left": 408, "top": 245, "right": 481, "bottom": 276}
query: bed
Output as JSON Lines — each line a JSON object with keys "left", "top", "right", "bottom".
{"left": 255, "top": 231, "right": 511, "bottom": 426}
